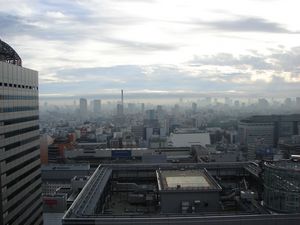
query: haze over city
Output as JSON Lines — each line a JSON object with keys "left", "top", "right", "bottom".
{"left": 2, "top": 1, "right": 300, "bottom": 225}
{"left": 1, "top": 0, "right": 300, "bottom": 103}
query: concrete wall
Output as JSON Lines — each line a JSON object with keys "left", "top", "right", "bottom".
{"left": 160, "top": 191, "right": 220, "bottom": 213}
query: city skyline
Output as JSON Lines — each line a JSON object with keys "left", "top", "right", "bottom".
{"left": 1, "top": 0, "right": 300, "bottom": 100}
{"left": 2, "top": 39, "right": 300, "bottom": 225}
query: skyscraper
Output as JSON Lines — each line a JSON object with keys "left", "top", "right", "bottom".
{"left": 79, "top": 98, "right": 88, "bottom": 119}
{"left": 116, "top": 90, "right": 124, "bottom": 117}
{"left": 296, "top": 97, "right": 300, "bottom": 107}
{"left": 117, "top": 103, "right": 124, "bottom": 117}
{"left": 239, "top": 115, "right": 300, "bottom": 147}
{"left": 192, "top": 102, "right": 197, "bottom": 113}
{"left": 0, "top": 40, "right": 42, "bottom": 224}
{"left": 93, "top": 99, "right": 101, "bottom": 114}
{"left": 238, "top": 114, "right": 300, "bottom": 160}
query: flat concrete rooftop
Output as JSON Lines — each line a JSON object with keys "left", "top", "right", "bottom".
{"left": 157, "top": 169, "right": 221, "bottom": 191}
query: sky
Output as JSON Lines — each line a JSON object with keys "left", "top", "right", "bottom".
{"left": 1, "top": 0, "right": 300, "bottom": 101}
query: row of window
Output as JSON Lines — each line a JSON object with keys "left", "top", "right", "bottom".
{"left": 7, "top": 197, "right": 42, "bottom": 225}
{"left": 0, "top": 95, "right": 38, "bottom": 100}
{"left": 3, "top": 125, "right": 39, "bottom": 138}
{"left": 2, "top": 135, "right": 39, "bottom": 151}
{"left": 17, "top": 199, "right": 43, "bottom": 225}
{"left": 7, "top": 174, "right": 41, "bottom": 202}
{"left": 0, "top": 116, "right": 39, "bottom": 125}
{"left": 5, "top": 145, "right": 39, "bottom": 164}
{"left": 7, "top": 163, "right": 40, "bottom": 188}
{"left": 7, "top": 181, "right": 41, "bottom": 216}
{"left": 0, "top": 106, "right": 38, "bottom": 113}
{"left": 0, "top": 82, "right": 38, "bottom": 90}
{"left": 6, "top": 154, "right": 40, "bottom": 176}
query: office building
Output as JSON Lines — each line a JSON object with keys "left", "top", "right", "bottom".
{"left": 279, "top": 135, "right": 300, "bottom": 158}
{"left": 141, "top": 103, "right": 145, "bottom": 114}
{"left": 79, "top": 98, "right": 88, "bottom": 119}
{"left": 116, "top": 89, "right": 124, "bottom": 117}
{"left": 0, "top": 40, "right": 42, "bottom": 224}
{"left": 156, "top": 168, "right": 222, "bottom": 213}
{"left": 116, "top": 103, "right": 124, "bottom": 117}
{"left": 93, "top": 99, "right": 101, "bottom": 114}
{"left": 191, "top": 102, "right": 197, "bottom": 113}
{"left": 239, "top": 114, "right": 300, "bottom": 147}
{"left": 168, "top": 129, "right": 211, "bottom": 147}
{"left": 238, "top": 121, "right": 274, "bottom": 160}
{"left": 296, "top": 97, "right": 300, "bottom": 107}
{"left": 263, "top": 160, "right": 300, "bottom": 213}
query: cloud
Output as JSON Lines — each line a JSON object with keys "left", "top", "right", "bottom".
{"left": 190, "top": 53, "right": 273, "bottom": 70}
{"left": 190, "top": 46, "right": 300, "bottom": 73}
{"left": 112, "top": 0, "right": 156, "bottom": 3}
{"left": 1, "top": 0, "right": 300, "bottom": 100}
{"left": 270, "top": 46, "right": 300, "bottom": 73}
{"left": 36, "top": 44, "right": 300, "bottom": 99}
{"left": 39, "top": 51, "right": 300, "bottom": 99}
{"left": 197, "top": 17, "right": 297, "bottom": 33}
{"left": 0, "top": 13, "right": 37, "bottom": 34}
{"left": 99, "top": 38, "right": 178, "bottom": 52}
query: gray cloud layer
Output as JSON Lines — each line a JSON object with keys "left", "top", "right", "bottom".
{"left": 204, "top": 17, "right": 293, "bottom": 33}
{"left": 191, "top": 16, "right": 297, "bottom": 33}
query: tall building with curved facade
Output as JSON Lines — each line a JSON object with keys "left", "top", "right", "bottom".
{"left": 263, "top": 160, "right": 300, "bottom": 213}
{"left": 0, "top": 40, "right": 42, "bottom": 225}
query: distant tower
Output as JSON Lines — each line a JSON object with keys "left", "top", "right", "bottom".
{"left": 296, "top": 97, "right": 300, "bottom": 107}
{"left": 79, "top": 98, "right": 88, "bottom": 119}
{"left": 192, "top": 102, "right": 197, "bottom": 113}
{"left": 121, "top": 89, "right": 124, "bottom": 106}
{"left": 117, "top": 90, "right": 124, "bottom": 116}
{"left": 141, "top": 103, "right": 145, "bottom": 114}
{"left": 93, "top": 99, "right": 101, "bottom": 114}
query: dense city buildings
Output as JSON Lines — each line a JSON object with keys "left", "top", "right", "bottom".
{"left": 37, "top": 94, "right": 300, "bottom": 225}
{"left": 36, "top": 90, "right": 300, "bottom": 223}
{"left": 0, "top": 40, "right": 42, "bottom": 225}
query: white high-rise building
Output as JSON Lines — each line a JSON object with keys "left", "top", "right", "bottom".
{"left": 0, "top": 40, "right": 42, "bottom": 225}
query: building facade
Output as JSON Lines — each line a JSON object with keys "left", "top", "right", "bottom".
{"left": 239, "top": 115, "right": 300, "bottom": 147}
{"left": 0, "top": 42, "right": 42, "bottom": 225}
{"left": 93, "top": 99, "right": 101, "bottom": 114}
{"left": 79, "top": 98, "right": 88, "bottom": 119}
{"left": 238, "top": 121, "right": 274, "bottom": 160}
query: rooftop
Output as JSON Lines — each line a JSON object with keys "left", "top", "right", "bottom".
{"left": 157, "top": 169, "right": 221, "bottom": 191}
{"left": 168, "top": 132, "right": 211, "bottom": 147}
{"left": 265, "top": 159, "right": 300, "bottom": 171}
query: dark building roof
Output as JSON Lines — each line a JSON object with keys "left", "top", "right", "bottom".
{"left": 0, "top": 39, "right": 22, "bottom": 66}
